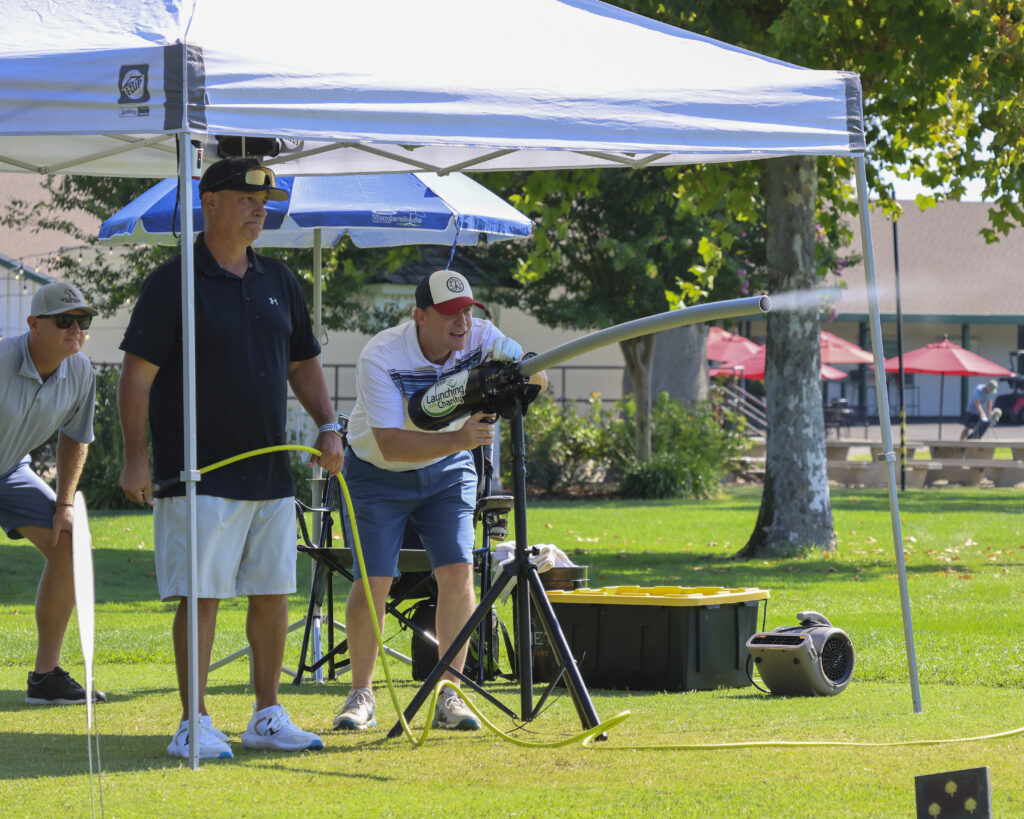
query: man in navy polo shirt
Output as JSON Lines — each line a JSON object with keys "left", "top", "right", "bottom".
{"left": 118, "top": 157, "right": 344, "bottom": 760}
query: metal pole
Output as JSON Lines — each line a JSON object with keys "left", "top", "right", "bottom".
{"left": 855, "top": 158, "right": 922, "bottom": 713}
{"left": 310, "top": 228, "right": 325, "bottom": 682}
{"left": 177, "top": 132, "right": 202, "bottom": 768}
{"left": 892, "top": 219, "right": 907, "bottom": 490}
{"left": 520, "top": 296, "right": 770, "bottom": 377}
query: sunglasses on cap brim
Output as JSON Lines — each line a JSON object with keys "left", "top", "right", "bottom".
{"left": 48, "top": 314, "right": 92, "bottom": 330}
{"left": 240, "top": 167, "right": 277, "bottom": 187}
{"left": 205, "top": 166, "right": 279, "bottom": 191}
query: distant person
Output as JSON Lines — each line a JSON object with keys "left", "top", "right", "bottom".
{"left": 959, "top": 379, "right": 999, "bottom": 440}
{"left": 118, "top": 157, "right": 344, "bottom": 760}
{"left": 0, "top": 281, "right": 105, "bottom": 705}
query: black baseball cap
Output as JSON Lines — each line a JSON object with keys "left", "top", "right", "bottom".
{"left": 198, "top": 157, "right": 289, "bottom": 201}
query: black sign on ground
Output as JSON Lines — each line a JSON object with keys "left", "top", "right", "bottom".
{"left": 914, "top": 766, "right": 991, "bottom": 818}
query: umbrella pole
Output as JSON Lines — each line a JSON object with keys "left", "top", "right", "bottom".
{"left": 855, "top": 158, "right": 922, "bottom": 713}
{"left": 938, "top": 375, "right": 944, "bottom": 440}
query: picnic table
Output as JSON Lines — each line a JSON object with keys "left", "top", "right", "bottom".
{"left": 916, "top": 439, "right": 1024, "bottom": 487}
{"left": 825, "top": 441, "right": 854, "bottom": 461}
{"left": 920, "top": 439, "right": 1024, "bottom": 460}
{"left": 825, "top": 439, "right": 1024, "bottom": 488}
{"left": 868, "top": 441, "right": 923, "bottom": 460}
{"left": 824, "top": 440, "right": 922, "bottom": 461}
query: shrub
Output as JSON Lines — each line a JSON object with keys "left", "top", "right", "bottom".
{"left": 499, "top": 392, "right": 605, "bottom": 493}
{"left": 618, "top": 452, "right": 685, "bottom": 499}
{"left": 499, "top": 389, "right": 747, "bottom": 499}
{"left": 600, "top": 392, "right": 749, "bottom": 500}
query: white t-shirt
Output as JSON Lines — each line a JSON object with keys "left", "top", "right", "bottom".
{"left": 347, "top": 317, "right": 505, "bottom": 471}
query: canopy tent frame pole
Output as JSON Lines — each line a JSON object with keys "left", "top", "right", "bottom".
{"left": 309, "top": 228, "right": 326, "bottom": 681}
{"left": 855, "top": 157, "right": 922, "bottom": 713}
{"left": 176, "top": 132, "right": 202, "bottom": 768}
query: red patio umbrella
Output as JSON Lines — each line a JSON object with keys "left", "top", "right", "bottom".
{"left": 820, "top": 330, "right": 874, "bottom": 365}
{"left": 707, "top": 326, "right": 762, "bottom": 363}
{"left": 881, "top": 338, "right": 1013, "bottom": 438}
{"left": 710, "top": 345, "right": 848, "bottom": 380}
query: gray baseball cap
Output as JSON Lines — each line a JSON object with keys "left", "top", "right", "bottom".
{"left": 30, "top": 281, "right": 98, "bottom": 317}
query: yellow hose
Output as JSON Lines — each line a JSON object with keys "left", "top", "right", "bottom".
{"left": 197, "top": 445, "right": 322, "bottom": 476}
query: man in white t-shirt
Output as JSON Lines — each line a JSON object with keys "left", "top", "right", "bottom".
{"left": 333, "top": 269, "right": 540, "bottom": 732}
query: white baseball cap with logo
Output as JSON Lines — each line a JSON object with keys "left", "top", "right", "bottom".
{"left": 415, "top": 270, "right": 486, "bottom": 315}
{"left": 30, "top": 281, "right": 98, "bottom": 317}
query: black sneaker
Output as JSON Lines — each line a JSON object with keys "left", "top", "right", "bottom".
{"left": 25, "top": 666, "right": 107, "bottom": 705}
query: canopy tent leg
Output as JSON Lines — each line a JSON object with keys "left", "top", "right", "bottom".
{"left": 854, "top": 156, "right": 922, "bottom": 713}
{"left": 177, "top": 132, "right": 203, "bottom": 767}
{"left": 310, "top": 228, "right": 325, "bottom": 681}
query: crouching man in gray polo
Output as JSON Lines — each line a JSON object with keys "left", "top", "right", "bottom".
{"left": 0, "top": 281, "right": 105, "bottom": 705}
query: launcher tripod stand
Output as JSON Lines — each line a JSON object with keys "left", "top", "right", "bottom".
{"left": 388, "top": 391, "right": 604, "bottom": 739}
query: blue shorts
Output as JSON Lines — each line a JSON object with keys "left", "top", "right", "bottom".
{"left": 341, "top": 450, "right": 476, "bottom": 578}
{"left": 0, "top": 456, "right": 56, "bottom": 539}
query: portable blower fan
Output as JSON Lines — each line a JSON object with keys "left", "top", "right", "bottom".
{"left": 745, "top": 611, "right": 854, "bottom": 696}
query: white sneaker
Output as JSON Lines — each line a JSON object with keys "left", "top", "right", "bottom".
{"left": 200, "top": 713, "right": 229, "bottom": 742}
{"left": 333, "top": 687, "right": 376, "bottom": 731}
{"left": 432, "top": 690, "right": 480, "bottom": 731}
{"left": 241, "top": 705, "right": 324, "bottom": 752}
{"left": 167, "top": 718, "right": 233, "bottom": 760}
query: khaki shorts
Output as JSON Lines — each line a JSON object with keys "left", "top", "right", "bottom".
{"left": 153, "top": 495, "right": 296, "bottom": 600}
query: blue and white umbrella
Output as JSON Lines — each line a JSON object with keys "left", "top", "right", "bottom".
{"left": 99, "top": 171, "right": 532, "bottom": 248}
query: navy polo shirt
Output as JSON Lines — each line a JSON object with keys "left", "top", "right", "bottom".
{"left": 120, "top": 235, "right": 320, "bottom": 499}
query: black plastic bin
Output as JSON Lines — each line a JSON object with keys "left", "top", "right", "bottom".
{"left": 540, "top": 585, "right": 769, "bottom": 691}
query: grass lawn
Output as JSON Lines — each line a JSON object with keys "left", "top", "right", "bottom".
{"left": 2, "top": 487, "right": 1023, "bottom": 817}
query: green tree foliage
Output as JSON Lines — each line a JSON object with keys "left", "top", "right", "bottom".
{"left": 477, "top": 165, "right": 766, "bottom": 461}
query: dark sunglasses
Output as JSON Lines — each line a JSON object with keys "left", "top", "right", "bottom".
{"left": 48, "top": 314, "right": 92, "bottom": 330}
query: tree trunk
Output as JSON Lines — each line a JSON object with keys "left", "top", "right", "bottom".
{"left": 620, "top": 336, "right": 655, "bottom": 461}
{"left": 622, "top": 325, "right": 708, "bottom": 404}
{"left": 736, "top": 156, "right": 835, "bottom": 558}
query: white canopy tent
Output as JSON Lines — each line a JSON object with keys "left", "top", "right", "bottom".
{"left": 1, "top": 0, "right": 863, "bottom": 175}
{"left": 0, "top": 0, "right": 917, "bottom": 764}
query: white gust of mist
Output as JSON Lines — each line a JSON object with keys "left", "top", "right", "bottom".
{"left": 767, "top": 283, "right": 892, "bottom": 314}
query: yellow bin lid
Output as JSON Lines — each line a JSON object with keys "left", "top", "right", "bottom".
{"left": 545, "top": 585, "right": 770, "bottom": 606}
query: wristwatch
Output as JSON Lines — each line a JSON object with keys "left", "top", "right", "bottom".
{"left": 318, "top": 422, "right": 343, "bottom": 434}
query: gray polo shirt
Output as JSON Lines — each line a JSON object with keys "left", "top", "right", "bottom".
{"left": 0, "top": 332, "right": 96, "bottom": 475}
